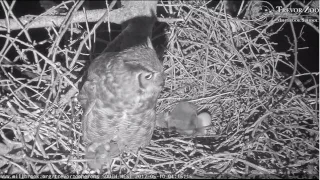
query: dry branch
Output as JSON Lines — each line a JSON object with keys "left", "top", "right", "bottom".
{"left": 0, "top": 2, "right": 177, "bottom": 31}
{"left": 0, "top": 0, "right": 318, "bottom": 177}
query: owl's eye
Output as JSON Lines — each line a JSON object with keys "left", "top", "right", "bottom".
{"left": 144, "top": 73, "right": 153, "bottom": 80}
{"left": 138, "top": 72, "right": 154, "bottom": 89}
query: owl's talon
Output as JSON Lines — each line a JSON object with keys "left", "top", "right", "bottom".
{"left": 132, "top": 149, "right": 142, "bottom": 172}
{"left": 119, "top": 156, "right": 132, "bottom": 175}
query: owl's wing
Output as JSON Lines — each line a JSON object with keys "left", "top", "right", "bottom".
{"left": 78, "top": 53, "right": 110, "bottom": 143}
{"left": 78, "top": 73, "right": 99, "bottom": 143}
{"left": 79, "top": 52, "right": 123, "bottom": 144}
{"left": 78, "top": 71, "right": 99, "bottom": 109}
{"left": 78, "top": 52, "right": 117, "bottom": 106}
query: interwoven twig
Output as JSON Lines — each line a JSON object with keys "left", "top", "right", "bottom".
{"left": 0, "top": 0, "right": 318, "bottom": 178}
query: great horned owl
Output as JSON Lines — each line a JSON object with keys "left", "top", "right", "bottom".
{"left": 78, "top": 15, "right": 164, "bottom": 169}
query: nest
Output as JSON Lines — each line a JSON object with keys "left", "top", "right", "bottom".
{"left": 0, "top": 0, "right": 318, "bottom": 178}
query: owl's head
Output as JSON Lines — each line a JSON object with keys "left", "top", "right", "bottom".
{"left": 106, "top": 46, "right": 165, "bottom": 107}
{"left": 120, "top": 47, "right": 165, "bottom": 91}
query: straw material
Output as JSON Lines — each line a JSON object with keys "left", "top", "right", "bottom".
{"left": 0, "top": 0, "right": 318, "bottom": 178}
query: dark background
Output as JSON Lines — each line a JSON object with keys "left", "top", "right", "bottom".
{"left": 1, "top": 0, "right": 319, "bottom": 87}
